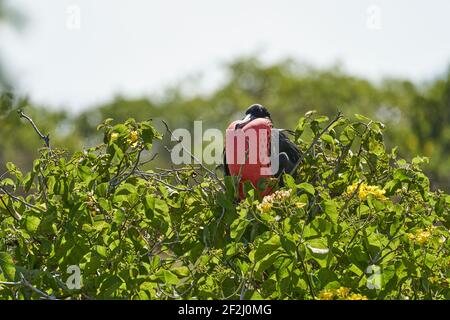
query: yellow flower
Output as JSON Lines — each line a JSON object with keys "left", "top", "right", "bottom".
{"left": 295, "top": 202, "right": 306, "bottom": 209}
{"left": 406, "top": 233, "right": 416, "bottom": 241}
{"left": 359, "top": 190, "right": 368, "bottom": 200}
{"left": 407, "top": 229, "right": 433, "bottom": 245}
{"left": 110, "top": 132, "right": 119, "bottom": 141}
{"left": 346, "top": 182, "right": 387, "bottom": 201}
{"left": 130, "top": 130, "right": 138, "bottom": 142}
{"left": 257, "top": 202, "right": 273, "bottom": 213}
{"left": 346, "top": 183, "right": 358, "bottom": 194}
{"left": 127, "top": 130, "right": 139, "bottom": 147}
{"left": 415, "top": 230, "right": 431, "bottom": 245}
{"left": 428, "top": 276, "right": 438, "bottom": 284}
{"left": 318, "top": 289, "right": 335, "bottom": 300}
{"left": 335, "top": 287, "right": 351, "bottom": 298}
{"left": 346, "top": 293, "right": 368, "bottom": 300}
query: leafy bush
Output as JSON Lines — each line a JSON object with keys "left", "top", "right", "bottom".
{"left": 0, "top": 112, "right": 449, "bottom": 300}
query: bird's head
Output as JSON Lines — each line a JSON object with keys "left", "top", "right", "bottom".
{"left": 241, "top": 104, "right": 271, "bottom": 122}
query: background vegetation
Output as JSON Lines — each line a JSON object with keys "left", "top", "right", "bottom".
{"left": 1, "top": 58, "right": 450, "bottom": 191}
{"left": 1, "top": 112, "right": 449, "bottom": 299}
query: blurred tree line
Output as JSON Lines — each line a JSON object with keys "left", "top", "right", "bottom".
{"left": 1, "top": 1, "right": 450, "bottom": 191}
{"left": 1, "top": 57, "right": 450, "bottom": 191}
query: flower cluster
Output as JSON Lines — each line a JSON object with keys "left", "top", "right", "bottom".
{"left": 295, "top": 201, "right": 306, "bottom": 209}
{"left": 347, "top": 293, "right": 369, "bottom": 300}
{"left": 407, "top": 228, "right": 433, "bottom": 245}
{"left": 127, "top": 130, "right": 139, "bottom": 147}
{"left": 256, "top": 189, "right": 292, "bottom": 213}
{"left": 318, "top": 289, "right": 334, "bottom": 300}
{"left": 346, "top": 182, "right": 387, "bottom": 201}
{"left": 110, "top": 132, "right": 119, "bottom": 141}
{"left": 318, "top": 287, "right": 367, "bottom": 300}
{"left": 256, "top": 201, "right": 273, "bottom": 213}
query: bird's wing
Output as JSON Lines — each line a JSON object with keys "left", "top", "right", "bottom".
{"left": 278, "top": 130, "right": 301, "bottom": 164}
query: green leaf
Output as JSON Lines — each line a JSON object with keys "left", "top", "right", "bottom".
{"left": 255, "top": 235, "right": 281, "bottom": 261}
{"left": 0, "top": 178, "right": 15, "bottom": 188}
{"left": 340, "top": 126, "right": 355, "bottom": 146}
{"left": 115, "top": 183, "right": 137, "bottom": 196}
{"left": 99, "top": 275, "right": 123, "bottom": 298}
{"left": 217, "top": 192, "right": 234, "bottom": 210}
{"left": 324, "top": 200, "right": 338, "bottom": 224}
{"left": 305, "top": 239, "right": 329, "bottom": 267}
{"left": 22, "top": 171, "right": 35, "bottom": 192}
{"left": 318, "top": 269, "right": 338, "bottom": 288}
{"left": 82, "top": 224, "right": 93, "bottom": 233}
{"left": 321, "top": 134, "right": 334, "bottom": 145}
{"left": 306, "top": 240, "right": 329, "bottom": 256}
{"left": 224, "top": 176, "right": 238, "bottom": 199}
{"left": 156, "top": 270, "right": 179, "bottom": 285}
{"left": 154, "top": 198, "right": 169, "bottom": 214}
{"left": 6, "top": 162, "right": 16, "bottom": 172}
{"left": 230, "top": 218, "right": 249, "bottom": 241}
{"left": 95, "top": 245, "right": 108, "bottom": 258}
{"left": 283, "top": 174, "right": 297, "bottom": 191}
{"left": 113, "top": 210, "right": 126, "bottom": 225}
{"left": 77, "top": 165, "right": 94, "bottom": 183}
{"left": 171, "top": 266, "right": 190, "bottom": 277}
{"left": 298, "top": 183, "right": 315, "bottom": 195}
{"left": 255, "top": 251, "right": 281, "bottom": 276}
{"left": 354, "top": 114, "right": 371, "bottom": 122}
{"left": 25, "top": 216, "right": 41, "bottom": 233}
{"left": 0, "top": 252, "right": 16, "bottom": 281}
{"left": 315, "top": 115, "right": 329, "bottom": 123}
{"left": 295, "top": 117, "right": 307, "bottom": 136}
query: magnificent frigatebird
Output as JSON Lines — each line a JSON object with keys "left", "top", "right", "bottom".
{"left": 223, "top": 104, "right": 301, "bottom": 194}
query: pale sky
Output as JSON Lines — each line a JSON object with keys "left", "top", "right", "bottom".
{"left": 1, "top": 0, "right": 450, "bottom": 112}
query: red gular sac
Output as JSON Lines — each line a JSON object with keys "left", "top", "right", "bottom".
{"left": 225, "top": 117, "right": 275, "bottom": 199}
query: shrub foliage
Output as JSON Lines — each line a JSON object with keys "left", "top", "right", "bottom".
{"left": 0, "top": 112, "right": 449, "bottom": 300}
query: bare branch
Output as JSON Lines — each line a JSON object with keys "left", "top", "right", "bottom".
{"left": 160, "top": 119, "right": 225, "bottom": 191}
{"left": 0, "top": 274, "right": 57, "bottom": 300}
{"left": 289, "top": 111, "right": 343, "bottom": 176}
{"left": 19, "top": 273, "right": 57, "bottom": 300}
{"left": 0, "top": 186, "right": 45, "bottom": 213}
{"left": 18, "top": 110, "right": 51, "bottom": 148}
{"left": 0, "top": 192, "right": 22, "bottom": 220}
{"left": 139, "top": 152, "right": 158, "bottom": 166}
{"left": 113, "top": 148, "right": 143, "bottom": 187}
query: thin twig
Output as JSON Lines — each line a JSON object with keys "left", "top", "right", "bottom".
{"left": 0, "top": 186, "right": 45, "bottom": 213}
{"left": 136, "top": 171, "right": 192, "bottom": 192}
{"left": 18, "top": 110, "right": 51, "bottom": 148}
{"left": 160, "top": 119, "right": 225, "bottom": 191}
{"left": 0, "top": 281, "right": 21, "bottom": 286}
{"left": 19, "top": 273, "right": 57, "bottom": 300}
{"left": 138, "top": 152, "right": 158, "bottom": 166}
{"left": 0, "top": 192, "right": 21, "bottom": 220}
{"left": 289, "top": 112, "right": 343, "bottom": 176}
{"left": 118, "top": 149, "right": 142, "bottom": 184}
{"left": 1, "top": 274, "right": 57, "bottom": 300}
